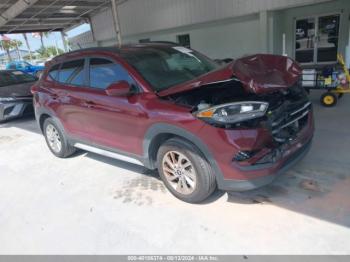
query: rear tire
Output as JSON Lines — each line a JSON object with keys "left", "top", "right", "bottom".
{"left": 157, "top": 138, "right": 216, "bottom": 203}
{"left": 43, "top": 118, "right": 76, "bottom": 158}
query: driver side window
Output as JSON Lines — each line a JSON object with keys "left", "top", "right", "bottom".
{"left": 88, "top": 58, "right": 136, "bottom": 90}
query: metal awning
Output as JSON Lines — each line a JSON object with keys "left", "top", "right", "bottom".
{"left": 0, "top": 0, "right": 111, "bottom": 34}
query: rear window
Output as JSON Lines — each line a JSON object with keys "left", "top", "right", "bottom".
{"left": 10, "top": 71, "right": 37, "bottom": 82}
{"left": 0, "top": 71, "right": 37, "bottom": 87}
{"left": 48, "top": 64, "right": 60, "bottom": 81}
{"left": 59, "top": 59, "right": 85, "bottom": 85}
{"left": 0, "top": 72, "right": 16, "bottom": 87}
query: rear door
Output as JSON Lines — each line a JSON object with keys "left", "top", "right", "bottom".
{"left": 51, "top": 58, "right": 93, "bottom": 140}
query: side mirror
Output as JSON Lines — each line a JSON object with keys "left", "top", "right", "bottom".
{"left": 105, "top": 81, "right": 131, "bottom": 96}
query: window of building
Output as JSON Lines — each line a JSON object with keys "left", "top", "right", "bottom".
{"left": 177, "top": 34, "right": 191, "bottom": 48}
{"left": 88, "top": 58, "right": 134, "bottom": 89}
{"left": 58, "top": 59, "right": 85, "bottom": 85}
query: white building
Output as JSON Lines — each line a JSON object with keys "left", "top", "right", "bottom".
{"left": 69, "top": 0, "right": 350, "bottom": 68}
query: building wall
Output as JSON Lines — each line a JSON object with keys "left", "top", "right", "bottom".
{"left": 123, "top": 14, "right": 261, "bottom": 59}
{"left": 90, "top": 0, "right": 332, "bottom": 42}
{"left": 72, "top": 0, "right": 350, "bottom": 64}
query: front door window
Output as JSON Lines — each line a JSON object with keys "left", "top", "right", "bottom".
{"left": 295, "top": 14, "right": 340, "bottom": 64}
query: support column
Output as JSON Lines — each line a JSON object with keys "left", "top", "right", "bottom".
{"left": 87, "top": 17, "right": 97, "bottom": 46}
{"left": 61, "top": 31, "right": 68, "bottom": 52}
{"left": 259, "top": 11, "right": 269, "bottom": 54}
{"left": 111, "top": 0, "right": 122, "bottom": 47}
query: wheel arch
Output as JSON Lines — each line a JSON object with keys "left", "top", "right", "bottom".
{"left": 35, "top": 107, "right": 66, "bottom": 135}
{"left": 143, "top": 123, "right": 225, "bottom": 185}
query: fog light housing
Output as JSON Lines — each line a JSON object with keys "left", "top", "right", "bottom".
{"left": 233, "top": 151, "right": 253, "bottom": 162}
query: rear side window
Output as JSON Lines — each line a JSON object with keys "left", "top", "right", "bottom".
{"left": 89, "top": 58, "right": 134, "bottom": 89}
{"left": 48, "top": 64, "right": 60, "bottom": 81}
{"left": 59, "top": 59, "right": 85, "bottom": 85}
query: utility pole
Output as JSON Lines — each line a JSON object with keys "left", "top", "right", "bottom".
{"left": 111, "top": 0, "right": 122, "bottom": 47}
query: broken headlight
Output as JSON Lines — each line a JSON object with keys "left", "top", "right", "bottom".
{"left": 195, "top": 101, "right": 268, "bottom": 124}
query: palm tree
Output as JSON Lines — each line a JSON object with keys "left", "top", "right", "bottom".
{"left": 13, "top": 39, "right": 23, "bottom": 60}
{"left": 39, "top": 32, "right": 50, "bottom": 49}
{"left": 39, "top": 32, "right": 45, "bottom": 49}
{"left": 0, "top": 40, "right": 16, "bottom": 62}
{"left": 22, "top": 33, "right": 33, "bottom": 61}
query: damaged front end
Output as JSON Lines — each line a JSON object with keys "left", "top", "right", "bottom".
{"left": 163, "top": 54, "right": 313, "bottom": 169}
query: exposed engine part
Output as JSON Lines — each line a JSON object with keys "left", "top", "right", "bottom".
{"left": 163, "top": 78, "right": 310, "bottom": 144}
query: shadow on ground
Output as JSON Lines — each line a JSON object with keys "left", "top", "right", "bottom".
{"left": 0, "top": 115, "right": 40, "bottom": 134}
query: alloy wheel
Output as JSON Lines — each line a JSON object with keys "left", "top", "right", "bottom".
{"left": 162, "top": 151, "right": 196, "bottom": 195}
{"left": 46, "top": 124, "right": 62, "bottom": 153}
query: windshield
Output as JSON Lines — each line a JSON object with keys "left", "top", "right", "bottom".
{"left": 121, "top": 46, "right": 219, "bottom": 91}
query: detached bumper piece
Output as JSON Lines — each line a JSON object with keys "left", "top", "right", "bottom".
{"left": 0, "top": 100, "right": 33, "bottom": 122}
{"left": 220, "top": 138, "right": 312, "bottom": 191}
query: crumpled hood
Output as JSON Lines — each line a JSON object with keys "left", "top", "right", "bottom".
{"left": 231, "top": 54, "right": 301, "bottom": 94}
{"left": 158, "top": 54, "right": 301, "bottom": 96}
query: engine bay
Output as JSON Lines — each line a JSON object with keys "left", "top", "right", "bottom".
{"left": 163, "top": 79, "right": 311, "bottom": 144}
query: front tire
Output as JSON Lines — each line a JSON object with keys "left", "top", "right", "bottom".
{"left": 157, "top": 138, "right": 216, "bottom": 203}
{"left": 43, "top": 118, "right": 76, "bottom": 158}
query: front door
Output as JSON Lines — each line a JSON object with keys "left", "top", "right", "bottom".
{"left": 78, "top": 57, "right": 147, "bottom": 155}
{"left": 295, "top": 14, "right": 340, "bottom": 65}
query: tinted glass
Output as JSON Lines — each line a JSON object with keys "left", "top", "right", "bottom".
{"left": 0, "top": 72, "right": 16, "bottom": 87}
{"left": 8, "top": 63, "right": 16, "bottom": 70}
{"left": 48, "top": 64, "right": 60, "bottom": 80}
{"left": 0, "top": 71, "right": 36, "bottom": 87}
{"left": 121, "top": 46, "right": 218, "bottom": 91}
{"left": 89, "top": 58, "right": 134, "bottom": 89}
{"left": 10, "top": 71, "right": 37, "bottom": 82}
{"left": 59, "top": 59, "right": 85, "bottom": 85}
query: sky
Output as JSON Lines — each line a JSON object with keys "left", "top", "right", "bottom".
{"left": 1, "top": 23, "right": 91, "bottom": 52}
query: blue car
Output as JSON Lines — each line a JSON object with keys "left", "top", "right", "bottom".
{"left": 6, "top": 61, "right": 45, "bottom": 77}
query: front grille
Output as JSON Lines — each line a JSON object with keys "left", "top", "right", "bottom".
{"left": 267, "top": 100, "right": 311, "bottom": 143}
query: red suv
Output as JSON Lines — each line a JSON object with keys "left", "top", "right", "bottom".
{"left": 32, "top": 43, "right": 314, "bottom": 203}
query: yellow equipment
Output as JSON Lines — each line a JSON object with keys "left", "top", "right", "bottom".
{"left": 320, "top": 54, "right": 350, "bottom": 107}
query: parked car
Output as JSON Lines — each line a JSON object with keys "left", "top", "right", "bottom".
{"left": 6, "top": 61, "right": 45, "bottom": 77}
{"left": 32, "top": 44, "right": 314, "bottom": 203}
{"left": 0, "top": 70, "right": 37, "bottom": 122}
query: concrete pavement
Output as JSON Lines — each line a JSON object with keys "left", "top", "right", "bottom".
{"left": 0, "top": 91, "right": 350, "bottom": 254}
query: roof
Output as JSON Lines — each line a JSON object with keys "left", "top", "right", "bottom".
{"left": 0, "top": 0, "right": 114, "bottom": 34}
{"left": 51, "top": 42, "right": 176, "bottom": 58}
{"left": 46, "top": 43, "right": 178, "bottom": 66}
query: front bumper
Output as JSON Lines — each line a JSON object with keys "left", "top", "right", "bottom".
{"left": 0, "top": 100, "right": 33, "bottom": 122}
{"left": 197, "top": 110, "right": 314, "bottom": 191}
{"left": 218, "top": 138, "right": 312, "bottom": 191}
